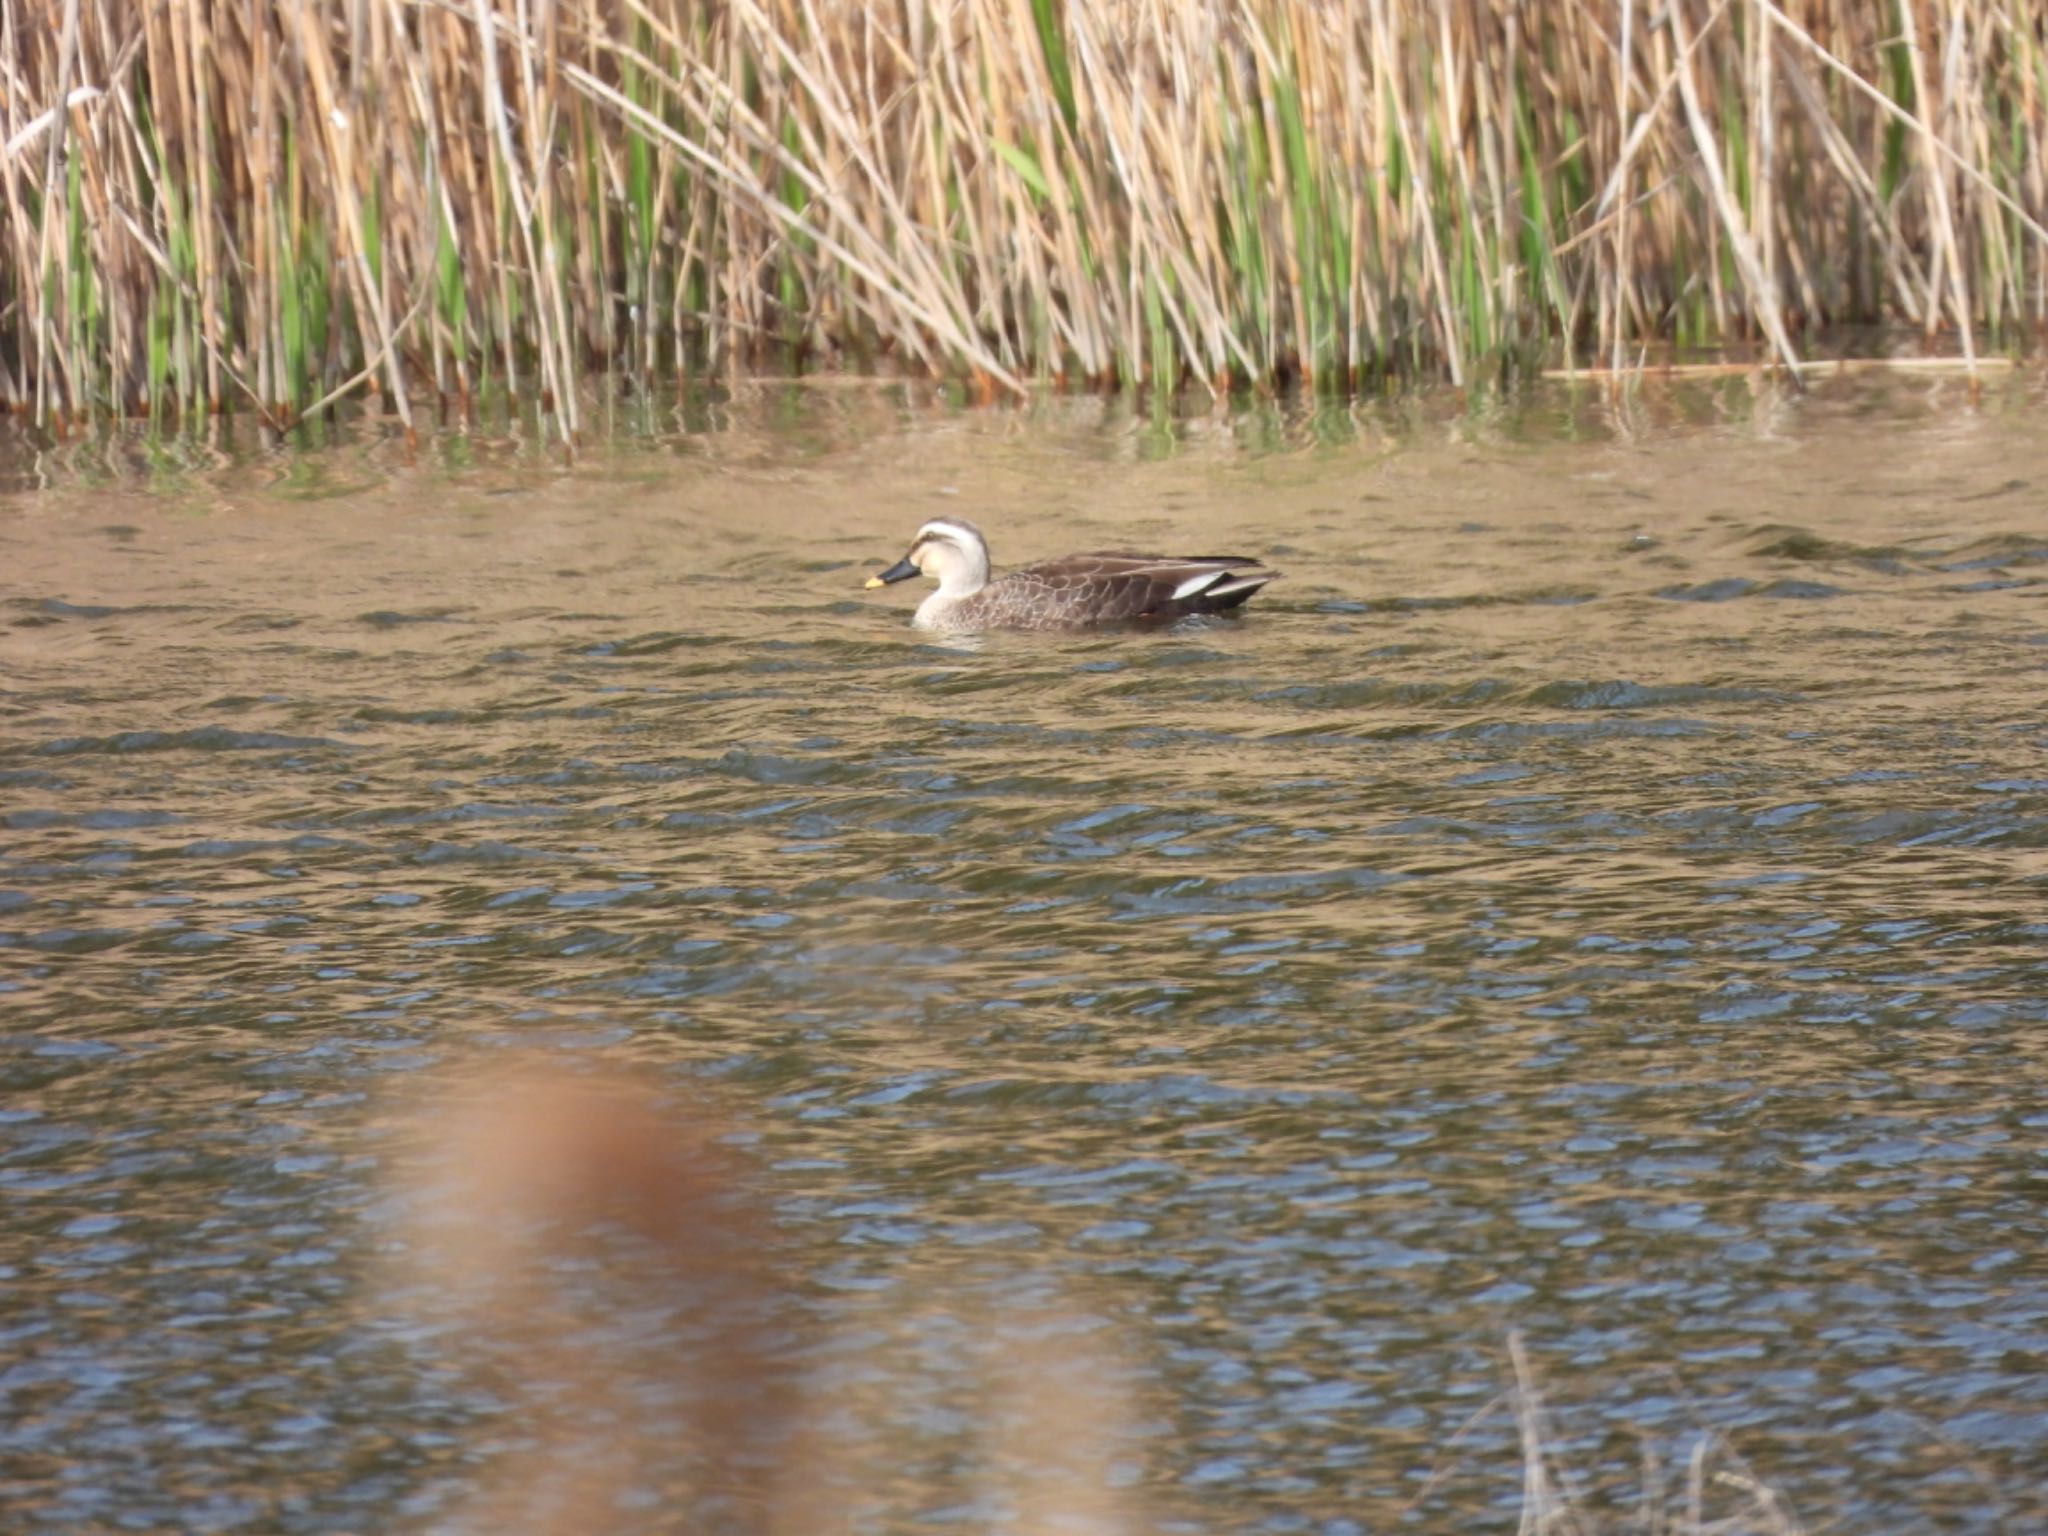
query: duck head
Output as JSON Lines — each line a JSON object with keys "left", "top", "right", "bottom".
{"left": 865, "top": 518, "right": 992, "bottom": 598}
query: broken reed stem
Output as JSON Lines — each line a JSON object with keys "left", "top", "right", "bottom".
{"left": 1669, "top": 0, "right": 1805, "bottom": 383}
{"left": 3, "top": 0, "right": 2044, "bottom": 432}
{"left": 1395, "top": 1332, "right": 1812, "bottom": 1535}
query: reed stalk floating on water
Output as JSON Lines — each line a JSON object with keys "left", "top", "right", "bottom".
{"left": 3, "top": 0, "right": 2044, "bottom": 435}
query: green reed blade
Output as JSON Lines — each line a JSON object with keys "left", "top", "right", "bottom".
{"left": 1030, "top": 0, "right": 1077, "bottom": 135}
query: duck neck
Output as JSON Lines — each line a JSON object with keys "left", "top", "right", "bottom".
{"left": 935, "top": 545, "right": 990, "bottom": 599}
{"left": 912, "top": 588, "right": 956, "bottom": 628}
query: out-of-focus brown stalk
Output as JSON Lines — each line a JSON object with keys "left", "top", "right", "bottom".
{"left": 380, "top": 1056, "right": 1158, "bottom": 1536}
{"left": 385, "top": 1062, "right": 796, "bottom": 1536}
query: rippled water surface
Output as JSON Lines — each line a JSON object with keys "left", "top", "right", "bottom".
{"left": 3, "top": 378, "right": 2045, "bottom": 1534}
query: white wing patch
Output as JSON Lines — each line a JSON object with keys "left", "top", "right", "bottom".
{"left": 1204, "top": 573, "right": 1271, "bottom": 598}
{"left": 1171, "top": 570, "right": 1227, "bottom": 601}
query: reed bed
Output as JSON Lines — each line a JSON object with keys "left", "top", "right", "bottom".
{"left": 4, "top": 0, "right": 2045, "bottom": 435}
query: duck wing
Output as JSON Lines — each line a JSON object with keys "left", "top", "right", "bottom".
{"left": 972, "top": 553, "right": 1278, "bottom": 629}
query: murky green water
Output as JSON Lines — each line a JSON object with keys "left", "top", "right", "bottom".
{"left": 2, "top": 376, "right": 2045, "bottom": 1534}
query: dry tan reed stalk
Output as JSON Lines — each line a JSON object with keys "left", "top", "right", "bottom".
{"left": 1670, "top": 0, "right": 1805, "bottom": 376}
{"left": 3, "top": 0, "right": 2043, "bottom": 428}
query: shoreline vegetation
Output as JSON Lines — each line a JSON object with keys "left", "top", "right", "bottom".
{"left": 3, "top": 1, "right": 2045, "bottom": 440}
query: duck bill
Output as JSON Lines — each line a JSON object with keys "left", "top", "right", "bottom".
{"left": 864, "top": 555, "right": 921, "bottom": 589}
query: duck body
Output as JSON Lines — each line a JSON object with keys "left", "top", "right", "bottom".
{"left": 866, "top": 518, "right": 1278, "bottom": 632}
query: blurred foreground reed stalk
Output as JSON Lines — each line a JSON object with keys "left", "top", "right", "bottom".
{"left": 387, "top": 1059, "right": 1151, "bottom": 1536}
{"left": 4, "top": 0, "right": 2045, "bottom": 434}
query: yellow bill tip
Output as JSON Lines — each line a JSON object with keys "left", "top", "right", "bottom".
{"left": 864, "top": 575, "right": 887, "bottom": 589}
